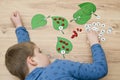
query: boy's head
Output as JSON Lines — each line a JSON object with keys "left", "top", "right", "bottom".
{"left": 5, "top": 42, "right": 50, "bottom": 80}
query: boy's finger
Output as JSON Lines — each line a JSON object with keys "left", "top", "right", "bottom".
{"left": 15, "top": 12, "right": 17, "bottom": 17}
{"left": 13, "top": 11, "right": 17, "bottom": 17}
{"left": 16, "top": 11, "right": 20, "bottom": 17}
{"left": 12, "top": 12, "right": 15, "bottom": 17}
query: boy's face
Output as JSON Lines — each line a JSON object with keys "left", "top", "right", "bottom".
{"left": 33, "top": 46, "right": 51, "bottom": 67}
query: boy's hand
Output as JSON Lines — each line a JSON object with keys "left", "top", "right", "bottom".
{"left": 11, "top": 11, "right": 23, "bottom": 28}
{"left": 87, "top": 30, "right": 100, "bottom": 46}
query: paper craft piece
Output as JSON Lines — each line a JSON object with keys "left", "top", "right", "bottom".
{"left": 31, "top": 14, "right": 47, "bottom": 29}
{"left": 100, "top": 29, "right": 105, "bottom": 33}
{"left": 101, "top": 24, "right": 106, "bottom": 27}
{"left": 51, "top": 16, "right": 68, "bottom": 31}
{"left": 96, "top": 15, "right": 101, "bottom": 19}
{"left": 77, "top": 28, "right": 82, "bottom": 32}
{"left": 71, "top": 28, "right": 82, "bottom": 39}
{"left": 71, "top": 31, "right": 78, "bottom": 39}
{"left": 56, "top": 37, "right": 73, "bottom": 58}
{"left": 101, "top": 37, "right": 106, "bottom": 41}
{"left": 72, "top": 2, "right": 96, "bottom": 24}
{"left": 73, "top": 10, "right": 91, "bottom": 24}
{"left": 78, "top": 2, "right": 96, "bottom": 15}
{"left": 84, "top": 22, "right": 114, "bottom": 42}
{"left": 107, "top": 27, "right": 113, "bottom": 34}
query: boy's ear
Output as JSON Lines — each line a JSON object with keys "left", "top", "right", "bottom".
{"left": 27, "top": 56, "right": 38, "bottom": 66}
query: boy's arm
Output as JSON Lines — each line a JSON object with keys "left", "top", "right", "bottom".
{"left": 10, "top": 11, "right": 30, "bottom": 43}
{"left": 64, "top": 44, "right": 108, "bottom": 80}
{"left": 77, "top": 44, "right": 108, "bottom": 79}
{"left": 63, "top": 31, "right": 108, "bottom": 80}
{"left": 15, "top": 26, "right": 30, "bottom": 43}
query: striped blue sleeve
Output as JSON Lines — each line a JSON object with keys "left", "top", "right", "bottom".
{"left": 15, "top": 26, "right": 30, "bottom": 43}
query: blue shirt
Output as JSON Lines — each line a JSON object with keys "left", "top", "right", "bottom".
{"left": 16, "top": 26, "right": 30, "bottom": 43}
{"left": 16, "top": 27, "right": 108, "bottom": 80}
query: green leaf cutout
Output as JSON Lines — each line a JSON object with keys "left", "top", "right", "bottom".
{"left": 73, "top": 9, "right": 91, "bottom": 24}
{"left": 31, "top": 14, "right": 47, "bottom": 29}
{"left": 51, "top": 16, "right": 68, "bottom": 30}
{"left": 73, "top": 2, "right": 96, "bottom": 25}
{"left": 79, "top": 2, "right": 96, "bottom": 15}
{"left": 56, "top": 37, "right": 73, "bottom": 54}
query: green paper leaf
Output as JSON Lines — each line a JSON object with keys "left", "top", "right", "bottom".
{"left": 73, "top": 2, "right": 96, "bottom": 25}
{"left": 56, "top": 37, "right": 73, "bottom": 54}
{"left": 79, "top": 2, "right": 96, "bottom": 15}
{"left": 73, "top": 9, "right": 91, "bottom": 24}
{"left": 51, "top": 16, "right": 68, "bottom": 30}
{"left": 31, "top": 14, "right": 47, "bottom": 29}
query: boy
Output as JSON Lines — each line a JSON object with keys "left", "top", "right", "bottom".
{"left": 5, "top": 11, "right": 108, "bottom": 80}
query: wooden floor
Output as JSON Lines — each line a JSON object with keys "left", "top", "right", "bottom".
{"left": 0, "top": 0, "right": 120, "bottom": 80}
